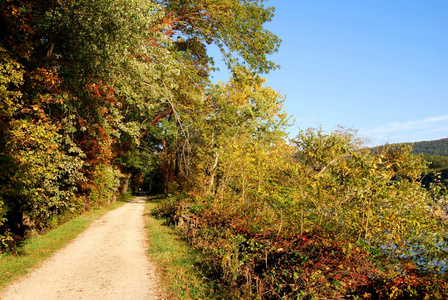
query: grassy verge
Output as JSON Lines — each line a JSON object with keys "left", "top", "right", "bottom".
{"left": 0, "top": 194, "right": 133, "bottom": 290}
{"left": 145, "top": 197, "right": 220, "bottom": 299}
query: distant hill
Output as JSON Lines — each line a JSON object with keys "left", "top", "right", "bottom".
{"left": 406, "top": 138, "right": 448, "bottom": 185}
{"left": 371, "top": 138, "right": 448, "bottom": 179}
{"left": 409, "top": 138, "right": 448, "bottom": 156}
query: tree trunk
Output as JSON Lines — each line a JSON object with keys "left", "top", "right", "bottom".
{"left": 120, "top": 173, "right": 132, "bottom": 195}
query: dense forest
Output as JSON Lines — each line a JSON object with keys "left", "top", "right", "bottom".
{"left": 411, "top": 138, "right": 448, "bottom": 157}
{"left": 1, "top": 1, "right": 447, "bottom": 298}
{"left": 411, "top": 139, "right": 448, "bottom": 177}
{"left": 401, "top": 139, "right": 448, "bottom": 187}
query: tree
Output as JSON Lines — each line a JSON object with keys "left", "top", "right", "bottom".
{"left": 0, "top": 0, "right": 282, "bottom": 248}
{"left": 158, "top": 0, "right": 281, "bottom": 73}
{"left": 274, "top": 127, "right": 448, "bottom": 272}
{"left": 0, "top": 0, "right": 179, "bottom": 245}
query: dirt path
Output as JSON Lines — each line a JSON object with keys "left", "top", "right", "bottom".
{"left": 0, "top": 197, "right": 161, "bottom": 300}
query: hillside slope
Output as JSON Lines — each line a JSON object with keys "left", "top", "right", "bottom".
{"left": 410, "top": 138, "right": 448, "bottom": 156}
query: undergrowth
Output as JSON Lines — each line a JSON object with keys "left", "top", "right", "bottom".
{"left": 153, "top": 195, "right": 448, "bottom": 299}
{"left": 145, "top": 196, "right": 226, "bottom": 299}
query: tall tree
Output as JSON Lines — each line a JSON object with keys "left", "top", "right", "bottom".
{"left": 0, "top": 0, "right": 281, "bottom": 247}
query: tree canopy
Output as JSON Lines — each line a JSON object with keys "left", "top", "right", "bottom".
{"left": 1, "top": 1, "right": 447, "bottom": 298}
{"left": 0, "top": 0, "right": 279, "bottom": 241}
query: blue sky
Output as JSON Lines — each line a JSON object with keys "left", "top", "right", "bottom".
{"left": 210, "top": 1, "right": 448, "bottom": 146}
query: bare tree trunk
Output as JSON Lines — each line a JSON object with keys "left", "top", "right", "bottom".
{"left": 207, "top": 153, "right": 219, "bottom": 195}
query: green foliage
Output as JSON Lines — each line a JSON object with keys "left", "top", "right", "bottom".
{"left": 421, "top": 155, "right": 448, "bottom": 193}
{"left": 187, "top": 67, "right": 289, "bottom": 201}
{"left": 163, "top": 193, "right": 448, "bottom": 299}
{"left": 88, "top": 164, "right": 121, "bottom": 207}
{"left": 0, "top": 0, "right": 282, "bottom": 249}
{"left": 159, "top": 125, "right": 448, "bottom": 299}
{"left": 1, "top": 119, "right": 85, "bottom": 240}
{"left": 425, "top": 155, "right": 448, "bottom": 170}
{"left": 146, "top": 199, "right": 223, "bottom": 299}
{"left": 411, "top": 138, "right": 448, "bottom": 157}
{"left": 283, "top": 128, "right": 446, "bottom": 272}
{"left": 161, "top": 0, "right": 281, "bottom": 73}
{"left": 2, "top": 0, "right": 447, "bottom": 298}
{"left": 0, "top": 46, "right": 24, "bottom": 118}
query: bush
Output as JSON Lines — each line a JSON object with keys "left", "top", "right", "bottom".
{"left": 156, "top": 127, "right": 448, "bottom": 299}
{"left": 88, "top": 164, "right": 121, "bottom": 207}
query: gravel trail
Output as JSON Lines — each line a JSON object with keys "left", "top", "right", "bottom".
{"left": 0, "top": 196, "right": 161, "bottom": 300}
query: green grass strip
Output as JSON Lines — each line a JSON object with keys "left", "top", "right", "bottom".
{"left": 0, "top": 195, "right": 132, "bottom": 290}
{"left": 145, "top": 198, "right": 220, "bottom": 299}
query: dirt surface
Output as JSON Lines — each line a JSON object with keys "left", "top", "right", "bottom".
{"left": 0, "top": 197, "right": 161, "bottom": 300}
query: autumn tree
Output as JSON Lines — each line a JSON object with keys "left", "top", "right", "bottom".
{"left": 0, "top": 0, "right": 281, "bottom": 248}
{"left": 0, "top": 0, "right": 181, "bottom": 246}
{"left": 137, "top": 0, "right": 282, "bottom": 193}
{"left": 274, "top": 127, "right": 447, "bottom": 272}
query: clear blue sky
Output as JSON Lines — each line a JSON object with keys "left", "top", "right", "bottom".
{"left": 210, "top": 1, "right": 448, "bottom": 146}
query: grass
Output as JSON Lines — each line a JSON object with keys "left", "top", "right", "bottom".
{"left": 0, "top": 194, "right": 133, "bottom": 291}
{"left": 145, "top": 197, "right": 220, "bottom": 299}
